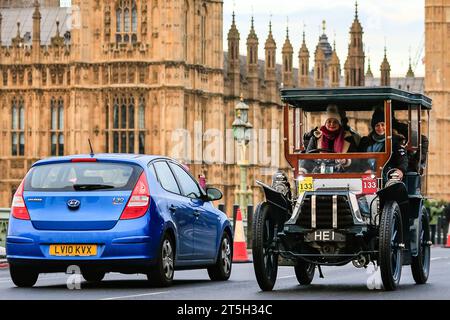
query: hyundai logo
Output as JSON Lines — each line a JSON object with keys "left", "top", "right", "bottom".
{"left": 67, "top": 199, "right": 81, "bottom": 210}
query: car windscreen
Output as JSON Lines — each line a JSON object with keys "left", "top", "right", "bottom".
{"left": 24, "top": 162, "right": 144, "bottom": 192}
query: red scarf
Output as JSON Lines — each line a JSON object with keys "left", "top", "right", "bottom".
{"left": 320, "top": 126, "right": 345, "bottom": 153}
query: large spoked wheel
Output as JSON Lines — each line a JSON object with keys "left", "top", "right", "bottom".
{"left": 411, "top": 206, "right": 431, "bottom": 284}
{"left": 294, "top": 260, "right": 315, "bottom": 285}
{"left": 252, "top": 202, "right": 280, "bottom": 291}
{"left": 207, "top": 232, "right": 232, "bottom": 281}
{"left": 147, "top": 234, "right": 175, "bottom": 287}
{"left": 379, "top": 201, "right": 403, "bottom": 291}
{"left": 10, "top": 265, "right": 39, "bottom": 288}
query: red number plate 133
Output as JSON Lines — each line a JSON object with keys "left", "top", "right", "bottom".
{"left": 362, "top": 176, "right": 377, "bottom": 194}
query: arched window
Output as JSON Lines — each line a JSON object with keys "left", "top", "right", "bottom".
{"left": 116, "top": 8, "right": 122, "bottom": 32}
{"left": 107, "top": 93, "right": 146, "bottom": 154}
{"left": 116, "top": 0, "right": 138, "bottom": 43}
{"left": 124, "top": 8, "right": 130, "bottom": 33}
{"left": 11, "top": 97, "right": 25, "bottom": 156}
{"left": 132, "top": 5, "right": 137, "bottom": 32}
{"left": 50, "top": 97, "right": 64, "bottom": 156}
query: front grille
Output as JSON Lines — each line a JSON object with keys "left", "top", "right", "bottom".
{"left": 298, "top": 195, "right": 354, "bottom": 229}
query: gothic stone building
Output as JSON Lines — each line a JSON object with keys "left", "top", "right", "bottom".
{"left": 0, "top": 0, "right": 434, "bottom": 213}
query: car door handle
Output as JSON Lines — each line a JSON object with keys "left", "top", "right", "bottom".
{"left": 193, "top": 210, "right": 200, "bottom": 217}
{"left": 169, "top": 205, "right": 177, "bottom": 213}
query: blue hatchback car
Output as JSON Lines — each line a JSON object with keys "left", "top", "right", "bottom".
{"left": 6, "top": 154, "right": 233, "bottom": 287}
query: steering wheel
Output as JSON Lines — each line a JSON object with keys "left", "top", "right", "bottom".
{"left": 306, "top": 148, "right": 336, "bottom": 154}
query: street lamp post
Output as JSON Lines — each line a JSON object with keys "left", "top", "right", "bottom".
{"left": 232, "top": 95, "right": 253, "bottom": 220}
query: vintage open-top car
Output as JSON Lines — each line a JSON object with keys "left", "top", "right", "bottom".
{"left": 252, "top": 87, "right": 432, "bottom": 291}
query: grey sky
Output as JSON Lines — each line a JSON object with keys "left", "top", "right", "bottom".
{"left": 224, "top": 0, "right": 425, "bottom": 77}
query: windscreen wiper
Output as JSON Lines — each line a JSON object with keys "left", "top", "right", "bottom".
{"left": 73, "top": 184, "right": 115, "bottom": 191}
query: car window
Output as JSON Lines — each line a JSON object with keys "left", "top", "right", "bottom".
{"left": 169, "top": 163, "right": 202, "bottom": 199}
{"left": 153, "top": 161, "right": 181, "bottom": 195}
{"left": 25, "top": 162, "right": 142, "bottom": 192}
{"left": 148, "top": 163, "right": 157, "bottom": 179}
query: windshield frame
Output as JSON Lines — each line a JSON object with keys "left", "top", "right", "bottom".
{"left": 284, "top": 100, "right": 393, "bottom": 179}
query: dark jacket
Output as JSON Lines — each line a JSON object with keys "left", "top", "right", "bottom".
{"left": 358, "top": 133, "right": 408, "bottom": 175}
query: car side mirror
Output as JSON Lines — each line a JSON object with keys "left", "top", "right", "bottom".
{"left": 206, "top": 187, "right": 223, "bottom": 201}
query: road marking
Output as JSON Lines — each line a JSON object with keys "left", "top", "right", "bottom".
{"left": 100, "top": 291, "right": 169, "bottom": 300}
{"left": 431, "top": 257, "right": 444, "bottom": 261}
{"left": 279, "top": 275, "right": 295, "bottom": 279}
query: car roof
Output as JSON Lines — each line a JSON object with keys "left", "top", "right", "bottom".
{"left": 280, "top": 86, "right": 432, "bottom": 111}
{"left": 32, "top": 154, "right": 173, "bottom": 167}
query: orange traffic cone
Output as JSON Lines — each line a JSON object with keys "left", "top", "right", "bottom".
{"left": 233, "top": 208, "right": 251, "bottom": 263}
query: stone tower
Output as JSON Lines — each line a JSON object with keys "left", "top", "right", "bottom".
{"left": 246, "top": 17, "right": 259, "bottom": 99}
{"left": 344, "top": 2, "right": 365, "bottom": 86}
{"left": 282, "top": 26, "right": 294, "bottom": 88}
{"left": 264, "top": 21, "right": 277, "bottom": 102}
{"left": 329, "top": 41, "right": 341, "bottom": 88}
{"left": 380, "top": 47, "right": 391, "bottom": 86}
{"left": 425, "top": 0, "right": 450, "bottom": 200}
{"left": 298, "top": 31, "right": 310, "bottom": 88}
{"left": 227, "top": 12, "right": 240, "bottom": 97}
{"left": 314, "top": 46, "right": 326, "bottom": 87}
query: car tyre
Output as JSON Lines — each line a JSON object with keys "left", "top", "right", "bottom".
{"left": 207, "top": 232, "right": 232, "bottom": 281}
{"left": 252, "top": 202, "right": 279, "bottom": 291}
{"left": 147, "top": 233, "right": 175, "bottom": 287}
{"left": 411, "top": 206, "right": 431, "bottom": 285}
{"left": 294, "top": 260, "right": 315, "bottom": 285}
{"left": 379, "top": 200, "right": 403, "bottom": 291}
{"left": 82, "top": 269, "right": 105, "bottom": 283}
{"left": 10, "top": 265, "right": 39, "bottom": 288}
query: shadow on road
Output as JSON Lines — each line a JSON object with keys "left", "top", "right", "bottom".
{"left": 25, "top": 278, "right": 214, "bottom": 290}
{"left": 255, "top": 282, "right": 427, "bottom": 297}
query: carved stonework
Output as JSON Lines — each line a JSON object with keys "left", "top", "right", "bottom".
{"left": 141, "top": 3, "right": 148, "bottom": 35}
{"left": 10, "top": 159, "right": 24, "bottom": 169}
{"left": 104, "top": 4, "right": 111, "bottom": 41}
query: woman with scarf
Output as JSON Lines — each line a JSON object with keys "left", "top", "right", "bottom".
{"left": 301, "top": 106, "right": 358, "bottom": 173}
{"left": 306, "top": 105, "right": 358, "bottom": 154}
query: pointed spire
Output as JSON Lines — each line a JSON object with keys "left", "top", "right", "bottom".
{"left": 247, "top": 15, "right": 258, "bottom": 41}
{"left": 12, "top": 20, "right": 24, "bottom": 47}
{"left": 286, "top": 16, "right": 290, "bottom": 39}
{"left": 366, "top": 56, "right": 373, "bottom": 78}
{"left": 355, "top": 1, "right": 359, "bottom": 19}
{"left": 406, "top": 48, "right": 415, "bottom": 77}
{"left": 56, "top": 19, "right": 60, "bottom": 36}
{"left": 51, "top": 19, "right": 64, "bottom": 47}
{"left": 265, "top": 17, "right": 276, "bottom": 48}
{"left": 228, "top": 11, "right": 240, "bottom": 40}
{"left": 322, "top": 20, "right": 326, "bottom": 34}
{"left": 16, "top": 21, "right": 21, "bottom": 38}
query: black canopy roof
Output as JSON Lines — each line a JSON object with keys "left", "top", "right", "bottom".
{"left": 280, "top": 87, "right": 432, "bottom": 111}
